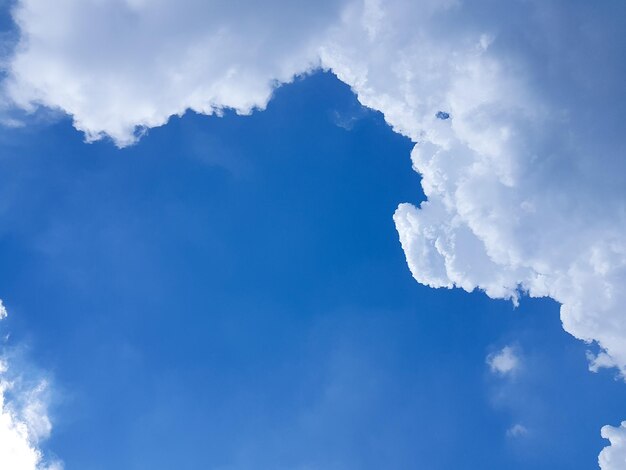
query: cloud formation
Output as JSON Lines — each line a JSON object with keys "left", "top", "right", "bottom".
{"left": 487, "top": 346, "right": 519, "bottom": 376}
{"left": 0, "top": 307, "right": 61, "bottom": 470}
{"left": 4, "top": 0, "right": 624, "bottom": 379}
{"left": 329, "top": 0, "right": 626, "bottom": 378}
{"left": 1, "top": 0, "right": 625, "bottom": 463}
{"left": 600, "top": 422, "right": 626, "bottom": 470}
{"left": 4, "top": 0, "right": 345, "bottom": 146}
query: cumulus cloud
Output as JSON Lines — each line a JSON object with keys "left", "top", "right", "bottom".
{"left": 0, "top": 306, "right": 61, "bottom": 470}
{"left": 3, "top": 0, "right": 625, "bottom": 381}
{"left": 325, "top": 0, "right": 626, "bottom": 379}
{"left": 1, "top": 0, "right": 625, "bottom": 463}
{"left": 487, "top": 346, "right": 520, "bottom": 376}
{"left": 600, "top": 422, "right": 626, "bottom": 470}
{"left": 4, "top": 0, "right": 345, "bottom": 146}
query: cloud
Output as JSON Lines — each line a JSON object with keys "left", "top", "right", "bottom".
{"left": 487, "top": 346, "right": 520, "bottom": 376}
{"left": 3, "top": 0, "right": 625, "bottom": 381}
{"left": 4, "top": 0, "right": 345, "bottom": 146}
{"left": 0, "top": 306, "right": 61, "bottom": 470}
{"left": 506, "top": 424, "right": 528, "bottom": 438}
{"left": 1, "top": 0, "right": 625, "bottom": 464}
{"left": 324, "top": 0, "right": 626, "bottom": 379}
{"left": 600, "top": 422, "right": 626, "bottom": 470}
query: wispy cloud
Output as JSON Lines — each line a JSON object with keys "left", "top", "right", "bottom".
{"left": 0, "top": 304, "right": 61, "bottom": 470}
{"left": 506, "top": 423, "right": 528, "bottom": 438}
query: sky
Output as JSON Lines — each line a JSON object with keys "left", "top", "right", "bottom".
{"left": 0, "top": 1, "right": 624, "bottom": 469}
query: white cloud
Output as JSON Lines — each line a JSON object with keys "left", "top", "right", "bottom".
{"left": 4, "top": 0, "right": 345, "bottom": 146}
{"left": 487, "top": 346, "right": 520, "bottom": 376}
{"left": 1, "top": 0, "right": 626, "bottom": 464}
{"left": 4, "top": 0, "right": 625, "bottom": 380}
{"left": 0, "top": 306, "right": 61, "bottom": 470}
{"left": 325, "top": 0, "right": 626, "bottom": 379}
{"left": 600, "top": 422, "right": 626, "bottom": 470}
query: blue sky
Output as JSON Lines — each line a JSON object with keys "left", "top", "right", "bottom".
{"left": 0, "top": 1, "right": 625, "bottom": 469}
{"left": 0, "top": 71, "right": 624, "bottom": 469}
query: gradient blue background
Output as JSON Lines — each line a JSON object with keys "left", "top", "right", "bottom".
{"left": 0, "top": 72, "right": 624, "bottom": 469}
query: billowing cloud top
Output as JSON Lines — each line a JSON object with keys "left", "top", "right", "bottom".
{"left": 1, "top": 0, "right": 626, "bottom": 464}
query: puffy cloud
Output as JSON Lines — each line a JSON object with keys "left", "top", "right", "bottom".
{"left": 600, "top": 422, "right": 626, "bottom": 470}
{"left": 1, "top": 0, "right": 626, "bottom": 463}
{"left": 0, "top": 306, "right": 61, "bottom": 470}
{"left": 322, "top": 0, "right": 626, "bottom": 378}
{"left": 487, "top": 346, "right": 519, "bottom": 376}
{"left": 5, "top": 0, "right": 345, "bottom": 146}
{"left": 4, "top": 1, "right": 625, "bottom": 380}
